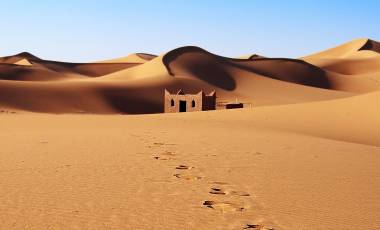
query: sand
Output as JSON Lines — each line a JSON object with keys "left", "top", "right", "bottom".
{"left": 0, "top": 38, "right": 380, "bottom": 229}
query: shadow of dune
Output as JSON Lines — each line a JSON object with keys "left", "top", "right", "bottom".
{"left": 359, "top": 39, "right": 380, "bottom": 53}
{"left": 98, "top": 85, "right": 164, "bottom": 114}
{"left": 163, "top": 46, "right": 236, "bottom": 91}
{"left": 231, "top": 58, "right": 332, "bottom": 89}
{"left": 0, "top": 64, "right": 34, "bottom": 81}
{"left": 163, "top": 46, "right": 332, "bottom": 91}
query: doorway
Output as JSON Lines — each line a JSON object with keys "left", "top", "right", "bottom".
{"left": 179, "top": 100, "right": 187, "bottom": 112}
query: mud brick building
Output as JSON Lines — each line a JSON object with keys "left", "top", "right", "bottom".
{"left": 164, "top": 89, "right": 216, "bottom": 113}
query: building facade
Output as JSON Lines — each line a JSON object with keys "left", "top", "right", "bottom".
{"left": 164, "top": 89, "right": 216, "bottom": 113}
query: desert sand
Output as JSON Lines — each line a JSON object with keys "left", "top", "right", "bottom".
{"left": 1, "top": 38, "right": 380, "bottom": 229}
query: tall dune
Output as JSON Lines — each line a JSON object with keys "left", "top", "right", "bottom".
{"left": 300, "top": 38, "right": 380, "bottom": 93}
{"left": 303, "top": 38, "right": 380, "bottom": 74}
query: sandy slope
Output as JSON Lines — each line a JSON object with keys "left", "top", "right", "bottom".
{"left": 180, "top": 90, "right": 380, "bottom": 147}
{"left": 0, "top": 112, "right": 379, "bottom": 230}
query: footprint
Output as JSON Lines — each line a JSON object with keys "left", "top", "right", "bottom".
{"left": 176, "top": 165, "right": 192, "bottom": 170}
{"left": 202, "top": 200, "right": 245, "bottom": 212}
{"left": 209, "top": 187, "right": 250, "bottom": 196}
{"left": 211, "top": 181, "right": 229, "bottom": 185}
{"left": 154, "top": 151, "right": 177, "bottom": 160}
{"left": 209, "top": 187, "right": 226, "bottom": 195}
{"left": 154, "top": 156, "right": 172, "bottom": 160}
{"left": 173, "top": 173, "right": 202, "bottom": 181}
{"left": 162, "top": 151, "right": 176, "bottom": 156}
{"left": 244, "top": 224, "right": 262, "bottom": 229}
{"left": 148, "top": 142, "right": 165, "bottom": 148}
{"left": 244, "top": 224, "right": 274, "bottom": 230}
{"left": 230, "top": 190, "right": 250, "bottom": 197}
{"left": 153, "top": 142, "right": 165, "bottom": 146}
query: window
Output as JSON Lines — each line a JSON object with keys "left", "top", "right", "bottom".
{"left": 192, "top": 100, "right": 195, "bottom": 107}
{"left": 171, "top": 99, "right": 175, "bottom": 107}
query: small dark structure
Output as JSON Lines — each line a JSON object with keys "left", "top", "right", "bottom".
{"left": 164, "top": 89, "right": 216, "bottom": 113}
{"left": 226, "top": 103, "right": 244, "bottom": 109}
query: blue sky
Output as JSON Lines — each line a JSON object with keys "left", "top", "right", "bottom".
{"left": 1, "top": 0, "right": 379, "bottom": 62}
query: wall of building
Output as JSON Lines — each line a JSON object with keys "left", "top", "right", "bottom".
{"left": 164, "top": 90, "right": 216, "bottom": 113}
{"left": 164, "top": 91, "right": 203, "bottom": 113}
{"left": 202, "top": 93, "right": 216, "bottom": 111}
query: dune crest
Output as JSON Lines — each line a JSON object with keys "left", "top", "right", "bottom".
{"left": 97, "top": 53, "right": 157, "bottom": 64}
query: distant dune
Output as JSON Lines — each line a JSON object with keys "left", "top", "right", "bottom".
{"left": 0, "top": 52, "right": 41, "bottom": 64}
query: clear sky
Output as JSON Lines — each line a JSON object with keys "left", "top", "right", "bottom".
{"left": 1, "top": 0, "right": 379, "bottom": 62}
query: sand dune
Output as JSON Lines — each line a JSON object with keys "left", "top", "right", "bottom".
{"left": 299, "top": 38, "right": 380, "bottom": 93}
{"left": 303, "top": 38, "right": 380, "bottom": 59}
{"left": 2, "top": 38, "right": 380, "bottom": 113}
{"left": 101, "top": 46, "right": 352, "bottom": 110}
{"left": 303, "top": 38, "right": 380, "bottom": 74}
{"left": 0, "top": 45, "right": 355, "bottom": 113}
{"left": 1, "top": 40, "right": 379, "bottom": 137}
